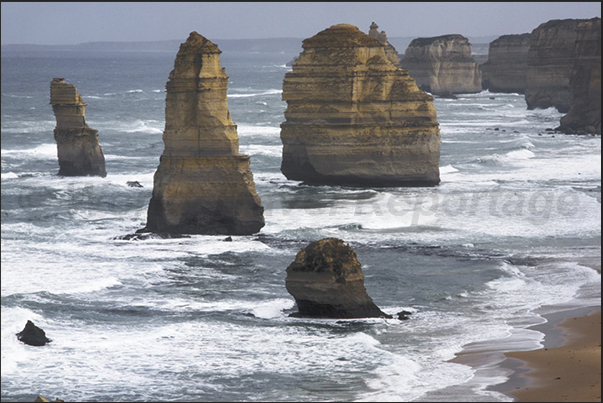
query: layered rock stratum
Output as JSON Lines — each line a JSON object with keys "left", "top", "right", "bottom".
{"left": 481, "top": 33, "right": 531, "bottom": 93}
{"left": 280, "top": 24, "right": 440, "bottom": 187}
{"left": 144, "top": 32, "right": 264, "bottom": 235}
{"left": 49, "top": 78, "right": 106, "bottom": 177}
{"left": 399, "top": 34, "right": 482, "bottom": 95}
{"left": 285, "top": 238, "right": 389, "bottom": 319}
{"left": 557, "top": 18, "right": 601, "bottom": 134}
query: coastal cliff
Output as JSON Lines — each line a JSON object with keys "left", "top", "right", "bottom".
{"left": 525, "top": 19, "right": 582, "bottom": 112}
{"left": 399, "top": 34, "right": 482, "bottom": 95}
{"left": 280, "top": 24, "right": 441, "bottom": 187}
{"left": 557, "top": 18, "right": 601, "bottom": 134}
{"left": 144, "top": 32, "right": 264, "bottom": 235}
{"left": 481, "top": 33, "right": 530, "bottom": 93}
{"left": 49, "top": 78, "right": 106, "bottom": 177}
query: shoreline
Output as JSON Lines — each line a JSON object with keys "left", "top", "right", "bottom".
{"left": 450, "top": 255, "right": 601, "bottom": 402}
{"left": 503, "top": 308, "right": 601, "bottom": 402}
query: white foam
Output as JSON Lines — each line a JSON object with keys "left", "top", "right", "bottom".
{"left": 228, "top": 89, "right": 282, "bottom": 98}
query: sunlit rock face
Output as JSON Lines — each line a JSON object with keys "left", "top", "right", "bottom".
{"left": 556, "top": 18, "right": 601, "bottom": 135}
{"left": 280, "top": 24, "right": 440, "bottom": 187}
{"left": 145, "top": 32, "right": 264, "bottom": 235}
{"left": 50, "top": 78, "right": 106, "bottom": 177}
{"left": 399, "top": 34, "right": 482, "bottom": 95}
{"left": 481, "top": 33, "right": 531, "bottom": 94}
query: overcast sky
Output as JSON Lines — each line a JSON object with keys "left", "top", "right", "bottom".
{"left": 1, "top": 2, "right": 600, "bottom": 45}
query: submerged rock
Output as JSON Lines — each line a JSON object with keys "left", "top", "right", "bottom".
{"left": 280, "top": 24, "right": 440, "bottom": 187}
{"left": 400, "top": 34, "right": 482, "bottom": 95}
{"left": 144, "top": 32, "right": 265, "bottom": 235}
{"left": 285, "top": 238, "right": 390, "bottom": 319}
{"left": 50, "top": 78, "right": 106, "bottom": 177}
{"left": 16, "top": 320, "right": 50, "bottom": 346}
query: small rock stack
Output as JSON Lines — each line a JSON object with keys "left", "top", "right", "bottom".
{"left": 50, "top": 78, "right": 106, "bottom": 177}
{"left": 285, "top": 238, "right": 389, "bottom": 319}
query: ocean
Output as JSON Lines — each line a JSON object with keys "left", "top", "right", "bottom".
{"left": 1, "top": 47, "right": 600, "bottom": 402}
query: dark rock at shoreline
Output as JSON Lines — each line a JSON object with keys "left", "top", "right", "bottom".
{"left": 16, "top": 320, "right": 50, "bottom": 346}
{"left": 285, "top": 238, "right": 390, "bottom": 319}
{"left": 114, "top": 231, "right": 191, "bottom": 241}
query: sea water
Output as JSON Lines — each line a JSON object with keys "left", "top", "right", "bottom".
{"left": 1, "top": 48, "right": 600, "bottom": 402}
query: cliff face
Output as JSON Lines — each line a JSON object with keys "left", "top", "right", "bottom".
{"left": 399, "top": 34, "right": 482, "bottom": 95}
{"left": 280, "top": 24, "right": 441, "bottom": 187}
{"left": 481, "top": 33, "right": 530, "bottom": 93}
{"left": 368, "top": 22, "right": 400, "bottom": 66}
{"left": 525, "top": 19, "right": 583, "bottom": 112}
{"left": 145, "top": 32, "right": 264, "bottom": 235}
{"left": 285, "top": 238, "right": 389, "bottom": 319}
{"left": 49, "top": 78, "right": 106, "bottom": 177}
{"left": 557, "top": 18, "right": 601, "bottom": 134}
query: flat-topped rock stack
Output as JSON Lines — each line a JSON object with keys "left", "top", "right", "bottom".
{"left": 280, "top": 24, "right": 440, "bottom": 187}
{"left": 481, "top": 33, "right": 531, "bottom": 94}
{"left": 49, "top": 78, "right": 106, "bottom": 177}
{"left": 400, "top": 34, "right": 482, "bottom": 95}
{"left": 143, "top": 32, "right": 264, "bottom": 235}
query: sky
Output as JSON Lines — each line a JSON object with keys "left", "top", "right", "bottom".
{"left": 1, "top": 2, "right": 601, "bottom": 45}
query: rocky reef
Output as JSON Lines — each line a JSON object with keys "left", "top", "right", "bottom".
{"left": 50, "top": 78, "right": 106, "bottom": 177}
{"left": 280, "top": 24, "right": 440, "bottom": 187}
{"left": 399, "top": 34, "right": 482, "bottom": 95}
{"left": 481, "top": 33, "right": 531, "bottom": 93}
{"left": 143, "top": 32, "right": 264, "bottom": 235}
{"left": 285, "top": 238, "right": 390, "bottom": 319}
{"left": 368, "top": 22, "right": 400, "bottom": 66}
{"left": 556, "top": 18, "right": 601, "bottom": 134}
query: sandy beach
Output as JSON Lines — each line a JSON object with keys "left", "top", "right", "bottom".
{"left": 504, "top": 308, "right": 601, "bottom": 402}
{"left": 504, "top": 255, "right": 601, "bottom": 402}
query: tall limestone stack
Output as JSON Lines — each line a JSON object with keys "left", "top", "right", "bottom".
{"left": 368, "top": 22, "right": 400, "bottom": 66}
{"left": 49, "top": 78, "right": 106, "bottom": 177}
{"left": 399, "top": 34, "right": 482, "bottom": 95}
{"left": 144, "top": 32, "right": 264, "bottom": 235}
{"left": 280, "top": 24, "right": 440, "bottom": 187}
{"left": 481, "top": 33, "right": 531, "bottom": 93}
{"left": 557, "top": 18, "right": 601, "bottom": 135}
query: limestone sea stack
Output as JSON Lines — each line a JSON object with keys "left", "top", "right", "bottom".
{"left": 368, "top": 22, "right": 401, "bottom": 66}
{"left": 50, "top": 78, "right": 106, "bottom": 177}
{"left": 399, "top": 34, "right": 482, "bottom": 95}
{"left": 557, "top": 17, "right": 601, "bottom": 135}
{"left": 285, "top": 238, "right": 389, "bottom": 319}
{"left": 144, "top": 32, "right": 264, "bottom": 235}
{"left": 280, "top": 24, "right": 440, "bottom": 187}
{"left": 481, "top": 33, "right": 531, "bottom": 94}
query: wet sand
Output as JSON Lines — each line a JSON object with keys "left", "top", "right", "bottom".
{"left": 504, "top": 308, "right": 601, "bottom": 402}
